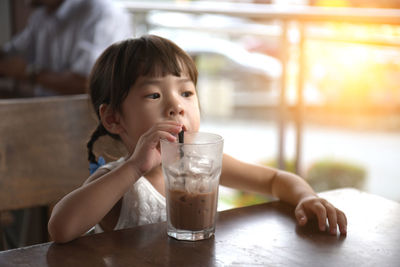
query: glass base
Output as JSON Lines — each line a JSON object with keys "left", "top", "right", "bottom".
{"left": 167, "top": 228, "right": 214, "bottom": 241}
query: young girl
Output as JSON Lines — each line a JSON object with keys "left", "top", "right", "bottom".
{"left": 48, "top": 35, "right": 347, "bottom": 243}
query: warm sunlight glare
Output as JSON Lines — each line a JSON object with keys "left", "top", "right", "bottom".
{"left": 305, "top": 23, "right": 400, "bottom": 108}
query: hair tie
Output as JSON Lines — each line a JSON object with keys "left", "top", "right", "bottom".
{"left": 89, "top": 156, "right": 106, "bottom": 175}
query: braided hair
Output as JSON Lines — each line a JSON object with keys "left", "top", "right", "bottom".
{"left": 86, "top": 35, "right": 198, "bottom": 165}
{"left": 86, "top": 124, "right": 107, "bottom": 164}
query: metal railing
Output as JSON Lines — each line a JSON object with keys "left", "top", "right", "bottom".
{"left": 117, "top": 1, "right": 400, "bottom": 174}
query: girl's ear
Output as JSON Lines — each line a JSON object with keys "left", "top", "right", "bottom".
{"left": 99, "top": 104, "right": 124, "bottom": 135}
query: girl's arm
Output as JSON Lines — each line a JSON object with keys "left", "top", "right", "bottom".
{"left": 48, "top": 162, "right": 141, "bottom": 243}
{"left": 220, "top": 154, "right": 347, "bottom": 235}
{"left": 48, "top": 122, "right": 182, "bottom": 243}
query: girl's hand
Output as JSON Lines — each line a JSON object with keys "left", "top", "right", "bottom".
{"left": 295, "top": 196, "right": 347, "bottom": 235}
{"left": 127, "top": 121, "right": 182, "bottom": 176}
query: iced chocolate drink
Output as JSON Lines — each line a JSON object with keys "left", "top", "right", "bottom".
{"left": 161, "top": 132, "right": 223, "bottom": 241}
{"left": 167, "top": 189, "right": 218, "bottom": 231}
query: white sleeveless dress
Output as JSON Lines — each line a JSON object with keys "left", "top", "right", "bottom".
{"left": 94, "top": 158, "right": 166, "bottom": 233}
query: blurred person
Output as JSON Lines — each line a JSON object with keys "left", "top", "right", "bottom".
{"left": 0, "top": 0, "right": 133, "bottom": 96}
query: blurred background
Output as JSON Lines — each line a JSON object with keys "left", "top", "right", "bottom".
{"left": 1, "top": 0, "right": 399, "bottom": 210}
{"left": 118, "top": 0, "right": 400, "bottom": 209}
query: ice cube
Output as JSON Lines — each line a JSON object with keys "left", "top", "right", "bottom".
{"left": 184, "top": 176, "right": 199, "bottom": 193}
{"left": 164, "top": 164, "right": 186, "bottom": 190}
{"left": 187, "top": 155, "right": 214, "bottom": 175}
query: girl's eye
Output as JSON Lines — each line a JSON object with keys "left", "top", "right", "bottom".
{"left": 182, "top": 91, "right": 194, "bottom": 97}
{"left": 146, "top": 93, "right": 160, "bottom": 99}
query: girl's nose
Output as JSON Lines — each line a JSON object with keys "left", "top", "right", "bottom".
{"left": 167, "top": 96, "right": 184, "bottom": 117}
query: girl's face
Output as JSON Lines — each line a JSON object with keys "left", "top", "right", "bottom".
{"left": 118, "top": 74, "right": 200, "bottom": 152}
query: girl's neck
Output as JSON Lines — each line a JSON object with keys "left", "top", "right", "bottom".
{"left": 143, "top": 165, "right": 165, "bottom": 196}
{"left": 144, "top": 165, "right": 163, "bottom": 181}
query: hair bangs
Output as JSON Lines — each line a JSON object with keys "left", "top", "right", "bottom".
{"left": 127, "top": 35, "right": 198, "bottom": 86}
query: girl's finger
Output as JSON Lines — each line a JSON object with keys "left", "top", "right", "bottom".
{"left": 312, "top": 202, "right": 327, "bottom": 231}
{"left": 149, "top": 123, "right": 182, "bottom": 135}
{"left": 295, "top": 206, "right": 308, "bottom": 226}
{"left": 141, "top": 125, "right": 181, "bottom": 143}
{"left": 157, "top": 131, "right": 177, "bottom": 143}
{"left": 155, "top": 120, "right": 183, "bottom": 129}
{"left": 146, "top": 130, "right": 177, "bottom": 147}
{"left": 337, "top": 210, "right": 347, "bottom": 235}
{"left": 324, "top": 203, "right": 338, "bottom": 235}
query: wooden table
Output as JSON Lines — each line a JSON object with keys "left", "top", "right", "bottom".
{"left": 0, "top": 188, "right": 399, "bottom": 266}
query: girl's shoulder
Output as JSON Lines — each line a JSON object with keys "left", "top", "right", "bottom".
{"left": 84, "top": 157, "right": 126, "bottom": 186}
{"left": 98, "top": 157, "right": 126, "bottom": 171}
